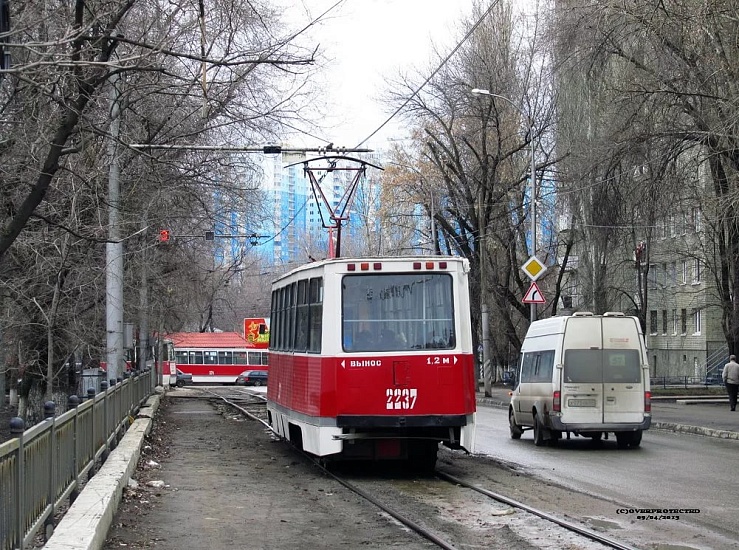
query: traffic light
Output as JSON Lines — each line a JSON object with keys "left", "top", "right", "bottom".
{"left": 158, "top": 229, "right": 170, "bottom": 243}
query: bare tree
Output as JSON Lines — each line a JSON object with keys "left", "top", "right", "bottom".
{"left": 383, "top": 1, "right": 556, "bottom": 389}
{"left": 551, "top": 0, "right": 739, "bottom": 351}
{"left": 0, "top": 0, "right": 322, "bottom": 418}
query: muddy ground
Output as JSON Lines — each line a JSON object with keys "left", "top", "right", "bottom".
{"left": 102, "top": 393, "right": 719, "bottom": 550}
{"left": 104, "top": 395, "right": 447, "bottom": 550}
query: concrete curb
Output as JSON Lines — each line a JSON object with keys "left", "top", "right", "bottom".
{"left": 44, "top": 394, "right": 161, "bottom": 550}
{"left": 651, "top": 421, "right": 739, "bottom": 440}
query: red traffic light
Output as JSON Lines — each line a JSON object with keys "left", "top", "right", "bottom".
{"left": 158, "top": 229, "right": 170, "bottom": 242}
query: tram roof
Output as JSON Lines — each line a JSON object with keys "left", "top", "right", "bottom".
{"left": 274, "top": 255, "right": 468, "bottom": 282}
{"left": 165, "top": 331, "right": 256, "bottom": 349}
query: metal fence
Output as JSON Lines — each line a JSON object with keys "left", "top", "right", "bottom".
{"left": 0, "top": 368, "right": 155, "bottom": 550}
{"left": 649, "top": 375, "right": 724, "bottom": 389}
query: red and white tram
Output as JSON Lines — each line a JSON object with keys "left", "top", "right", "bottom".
{"left": 266, "top": 256, "right": 476, "bottom": 469}
{"left": 164, "top": 331, "right": 269, "bottom": 384}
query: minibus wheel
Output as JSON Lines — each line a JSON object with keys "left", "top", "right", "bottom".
{"left": 509, "top": 409, "right": 523, "bottom": 440}
{"left": 533, "top": 415, "right": 547, "bottom": 447}
{"left": 616, "top": 430, "right": 642, "bottom": 448}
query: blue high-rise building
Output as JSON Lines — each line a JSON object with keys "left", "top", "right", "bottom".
{"left": 256, "top": 151, "right": 385, "bottom": 265}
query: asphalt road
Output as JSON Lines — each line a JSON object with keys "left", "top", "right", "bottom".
{"left": 473, "top": 405, "right": 739, "bottom": 548}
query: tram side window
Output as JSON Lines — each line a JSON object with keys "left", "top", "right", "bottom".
{"left": 276, "top": 286, "right": 285, "bottom": 351}
{"left": 269, "top": 291, "right": 278, "bottom": 350}
{"left": 175, "top": 351, "right": 189, "bottom": 364}
{"left": 308, "top": 276, "right": 323, "bottom": 353}
{"left": 189, "top": 351, "right": 204, "bottom": 364}
{"left": 295, "top": 279, "right": 309, "bottom": 352}
{"left": 271, "top": 285, "right": 291, "bottom": 352}
{"left": 204, "top": 351, "right": 218, "bottom": 365}
{"left": 282, "top": 283, "right": 297, "bottom": 350}
{"left": 287, "top": 283, "right": 297, "bottom": 351}
{"left": 218, "top": 351, "right": 233, "bottom": 364}
{"left": 234, "top": 352, "right": 248, "bottom": 365}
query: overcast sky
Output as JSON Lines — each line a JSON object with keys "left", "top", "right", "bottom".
{"left": 284, "top": 0, "right": 476, "bottom": 150}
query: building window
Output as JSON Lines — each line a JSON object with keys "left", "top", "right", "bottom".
{"left": 672, "top": 309, "right": 678, "bottom": 334}
{"left": 692, "top": 259, "right": 701, "bottom": 284}
{"left": 693, "top": 308, "right": 702, "bottom": 334}
{"left": 670, "top": 214, "right": 676, "bottom": 237}
{"left": 693, "top": 207, "right": 702, "bottom": 232}
{"left": 670, "top": 262, "right": 677, "bottom": 286}
{"left": 681, "top": 260, "right": 688, "bottom": 284}
{"left": 648, "top": 264, "right": 657, "bottom": 289}
{"left": 662, "top": 310, "right": 668, "bottom": 335}
{"left": 681, "top": 309, "right": 687, "bottom": 335}
{"left": 650, "top": 310, "right": 658, "bottom": 335}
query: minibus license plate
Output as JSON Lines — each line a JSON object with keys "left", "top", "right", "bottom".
{"left": 568, "top": 398, "right": 596, "bottom": 407}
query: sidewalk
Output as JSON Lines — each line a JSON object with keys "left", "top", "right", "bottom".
{"left": 477, "top": 386, "right": 739, "bottom": 440}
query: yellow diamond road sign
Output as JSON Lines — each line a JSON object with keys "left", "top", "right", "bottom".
{"left": 521, "top": 256, "right": 546, "bottom": 281}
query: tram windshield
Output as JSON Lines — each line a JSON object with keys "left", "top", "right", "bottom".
{"left": 342, "top": 273, "right": 455, "bottom": 352}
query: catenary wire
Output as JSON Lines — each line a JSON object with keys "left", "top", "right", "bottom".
{"left": 354, "top": 0, "right": 502, "bottom": 149}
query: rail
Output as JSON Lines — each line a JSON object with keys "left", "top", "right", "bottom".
{"left": 0, "top": 368, "right": 156, "bottom": 550}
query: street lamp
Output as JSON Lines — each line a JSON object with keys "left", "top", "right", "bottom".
{"left": 471, "top": 88, "right": 538, "bottom": 323}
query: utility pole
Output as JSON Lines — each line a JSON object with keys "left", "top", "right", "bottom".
{"left": 480, "top": 183, "right": 491, "bottom": 397}
{"left": 138, "top": 244, "right": 148, "bottom": 373}
{"left": 106, "top": 73, "right": 124, "bottom": 382}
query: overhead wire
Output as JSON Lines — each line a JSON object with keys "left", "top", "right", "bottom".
{"left": 257, "top": 0, "right": 351, "bottom": 245}
{"left": 354, "top": 0, "right": 502, "bottom": 149}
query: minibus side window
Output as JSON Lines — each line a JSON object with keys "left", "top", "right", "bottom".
{"left": 520, "top": 353, "right": 535, "bottom": 382}
{"left": 533, "top": 350, "right": 555, "bottom": 382}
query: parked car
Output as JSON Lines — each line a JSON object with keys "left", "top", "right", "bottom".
{"left": 235, "top": 370, "right": 268, "bottom": 387}
{"left": 175, "top": 369, "right": 193, "bottom": 387}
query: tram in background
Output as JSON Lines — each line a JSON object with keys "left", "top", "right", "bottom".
{"left": 266, "top": 256, "right": 476, "bottom": 471}
{"left": 163, "top": 327, "right": 269, "bottom": 384}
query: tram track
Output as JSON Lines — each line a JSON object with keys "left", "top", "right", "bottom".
{"left": 201, "top": 386, "right": 271, "bottom": 427}
{"left": 318, "top": 464, "right": 636, "bottom": 550}
{"left": 205, "top": 388, "right": 636, "bottom": 550}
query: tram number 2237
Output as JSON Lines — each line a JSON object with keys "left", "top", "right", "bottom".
{"left": 386, "top": 388, "right": 418, "bottom": 410}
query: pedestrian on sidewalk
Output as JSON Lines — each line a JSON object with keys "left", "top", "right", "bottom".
{"left": 722, "top": 355, "right": 739, "bottom": 411}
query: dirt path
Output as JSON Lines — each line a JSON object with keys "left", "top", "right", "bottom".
{"left": 104, "top": 395, "right": 439, "bottom": 549}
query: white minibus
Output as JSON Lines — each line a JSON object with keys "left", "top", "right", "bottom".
{"left": 509, "top": 312, "right": 651, "bottom": 448}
